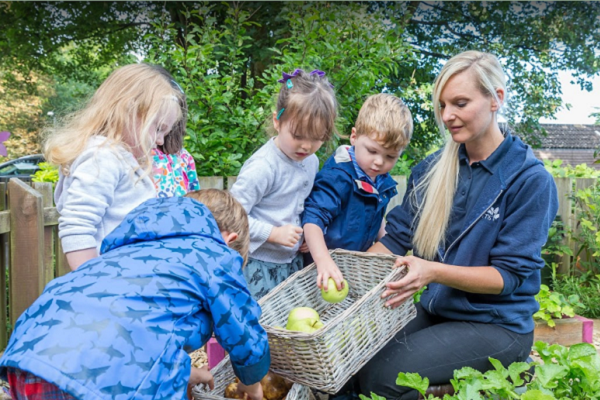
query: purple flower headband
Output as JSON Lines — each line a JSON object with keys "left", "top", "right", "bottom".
{"left": 277, "top": 69, "right": 334, "bottom": 88}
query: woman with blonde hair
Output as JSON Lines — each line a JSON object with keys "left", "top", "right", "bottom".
{"left": 46, "top": 63, "right": 185, "bottom": 270}
{"left": 347, "top": 51, "right": 559, "bottom": 399}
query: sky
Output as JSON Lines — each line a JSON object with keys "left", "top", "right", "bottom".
{"left": 539, "top": 71, "right": 600, "bottom": 125}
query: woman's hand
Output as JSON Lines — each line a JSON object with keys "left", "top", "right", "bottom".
{"left": 382, "top": 255, "right": 434, "bottom": 309}
{"left": 187, "top": 366, "right": 214, "bottom": 399}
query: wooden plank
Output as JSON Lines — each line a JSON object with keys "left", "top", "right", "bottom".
{"left": 534, "top": 317, "right": 583, "bottom": 346}
{"left": 0, "top": 210, "right": 9, "bottom": 234}
{"left": 554, "top": 177, "right": 572, "bottom": 275}
{"left": 226, "top": 176, "right": 237, "bottom": 190}
{"left": 0, "top": 183, "right": 8, "bottom": 348}
{"left": 55, "top": 227, "right": 70, "bottom": 277}
{"left": 386, "top": 175, "right": 407, "bottom": 215}
{"left": 199, "top": 176, "right": 224, "bottom": 190}
{"left": 43, "top": 207, "right": 59, "bottom": 226}
{"left": 8, "top": 178, "right": 44, "bottom": 327}
{"left": 34, "top": 182, "right": 55, "bottom": 287}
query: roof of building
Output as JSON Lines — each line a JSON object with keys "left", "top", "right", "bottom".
{"left": 532, "top": 148, "right": 600, "bottom": 170}
{"left": 533, "top": 124, "right": 600, "bottom": 149}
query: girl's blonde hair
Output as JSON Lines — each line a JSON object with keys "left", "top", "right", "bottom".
{"left": 273, "top": 69, "right": 338, "bottom": 142}
{"left": 185, "top": 189, "right": 250, "bottom": 266}
{"left": 43, "top": 63, "right": 185, "bottom": 176}
{"left": 412, "top": 51, "right": 506, "bottom": 260}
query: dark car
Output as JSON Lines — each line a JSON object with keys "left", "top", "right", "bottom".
{"left": 0, "top": 154, "right": 45, "bottom": 183}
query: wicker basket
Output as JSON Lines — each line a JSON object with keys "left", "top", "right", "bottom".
{"left": 258, "top": 249, "right": 417, "bottom": 393}
{"left": 192, "top": 355, "right": 314, "bottom": 400}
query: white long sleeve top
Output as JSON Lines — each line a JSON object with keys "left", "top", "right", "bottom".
{"left": 54, "top": 136, "right": 156, "bottom": 253}
{"left": 230, "top": 138, "right": 318, "bottom": 263}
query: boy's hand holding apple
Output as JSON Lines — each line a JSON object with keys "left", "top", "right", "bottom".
{"left": 315, "top": 256, "right": 345, "bottom": 291}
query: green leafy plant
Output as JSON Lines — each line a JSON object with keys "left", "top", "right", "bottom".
{"left": 543, "top": 159, "right": 600, "bottom": 179}
{"left": 145, "top": 2, "right": 417, "bottom": 176}
{"left": 361, "top": 341, "right": 600, "bottom": 400}
{"left": 534, "top": 284, "right": 584, "bottom": 327}
{"left": 569, "top": 182, "right": 600, "bottom": 275}
{"left": 551, "top": 272, "right": 600, "bottom": 319}
{"left": 389, "top": 154, "right": 414, "bottom": 177}
{"left": 31, "top": 162, "right": 59, "bottom": 184}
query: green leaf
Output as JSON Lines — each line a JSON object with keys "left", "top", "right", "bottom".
{"left": 396, "top": 372, "right": 429, "bottom": 396}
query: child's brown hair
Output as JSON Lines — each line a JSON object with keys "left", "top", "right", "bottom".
{"left": 354, "top": 93, "right": 413, "bottom": 150}
{"left": 273, "top": 69, "right": 338, "bottom": 142}
{"left": 185, "top": 189, "right": 250, "bottom": 266}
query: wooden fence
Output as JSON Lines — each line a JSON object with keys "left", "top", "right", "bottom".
{"left": 0, "top": 175, "right": 594, "bottom": 349}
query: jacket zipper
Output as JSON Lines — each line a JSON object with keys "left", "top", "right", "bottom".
{"left": 427, "top": 189, "right": 504, "bottom": 314}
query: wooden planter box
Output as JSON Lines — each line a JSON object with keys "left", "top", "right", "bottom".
{"left": 533, "top": 315, "right": 593, "bottom": 346}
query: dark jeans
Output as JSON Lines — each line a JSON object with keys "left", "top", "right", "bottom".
{"left": 342, "top": 303, "right": 533, "bottom": 400}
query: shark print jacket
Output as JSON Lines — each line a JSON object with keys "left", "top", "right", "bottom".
{"left": 0, "top": 196, "right": 270, "bottom": 400}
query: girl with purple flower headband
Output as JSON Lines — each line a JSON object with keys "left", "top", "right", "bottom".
{"left": 230, "top": 68, "right": 338, "bottom": 299}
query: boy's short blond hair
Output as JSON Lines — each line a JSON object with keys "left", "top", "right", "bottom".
{"left": 185, "top": 189, "right": 250, "bottom": 266}
{"left": 354, "top": 93, "right": 413, "bottom": 150}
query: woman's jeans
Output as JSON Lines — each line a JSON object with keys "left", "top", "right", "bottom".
{"left": 342, "top": 302, "right": 533, "bottom": 400}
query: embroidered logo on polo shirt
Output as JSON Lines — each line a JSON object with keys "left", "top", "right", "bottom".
{"left": 484, "top": 207, "right": 500, "bottom": 221}
{"left": 355, "top": 179, "right": 379, "bottom": 195}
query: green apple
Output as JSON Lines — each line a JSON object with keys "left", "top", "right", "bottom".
{"left": 285, "top": 307, "right": 324, "bottom": 333}
{"left": 321, "top": 278, "right": 349, "bottom": 303}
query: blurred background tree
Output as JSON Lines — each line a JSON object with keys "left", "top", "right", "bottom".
{"left": 1, "top": 1, "right": 599, "bottom": 174}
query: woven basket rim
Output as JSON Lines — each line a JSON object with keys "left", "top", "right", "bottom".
{"left": 260, "top": 249, "right": 405, "bottom": 337}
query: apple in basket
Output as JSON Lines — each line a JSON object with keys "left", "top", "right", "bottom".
{"left": 285, "top": 307, "right": 324, "bottom": 333}
{"left": 321, "top": 278, "right": 349, "bottom": 303}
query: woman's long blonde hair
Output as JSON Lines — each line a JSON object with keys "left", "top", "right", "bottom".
{"left": 43, "top": 63, "right": 184, "bottom": 176}
{"left": 412, "top": 51, "right": 506, "bottom": 260}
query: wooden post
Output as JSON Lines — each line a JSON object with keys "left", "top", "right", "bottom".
{"left": 33, "top": 182, "right": 55, "bottom": 287}
{"left": 226, "top": 176, "right": 237, "bottom": 190}
{"left": 0, "top": 182, "right": 8, "bottom": 348}
{"left": 387, "top": 175, "right": 407, "bottom": 214}
{"left": 554, "top": 177, "right": 572, "bottom": 275}
{"left": 55, "top": 231, "right": 70, "bottom": 277}
{"left": 8, "top": 178, "right": 44, "bottom": 327}
{"left": 199, "top": 176, "right": 224, "bottom": 190}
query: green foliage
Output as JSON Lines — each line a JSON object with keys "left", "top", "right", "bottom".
{"left": 543, "top": 160, "right": 600, "bottom": 178}
{"left": 360, "top": 342, "right": 600, "bottom": 400}
{"left": 551, "top": 273, "right": 600, "bottom": 319}
{"left": 145, "top": 2, "right": 417, "bottom": 176}
{"left": 533, "top": 284, "right": 584, "bottom": 327}
{"left": 4, "top": 2, "right": 600, "bottom": 174}
{"left": 569, "top": 182, "right": 600, "bottom": 274}
{"left": 32, "top": 162, "right": 59, "bottom": 185}
{"left": 389, "top": 154, "right": 414, "bottom": 177}
{"left": 530, "top": 341, "right": 600, "bottom": 398}
{"left": 413, "top": 285, "right": 426, "bottom": 304}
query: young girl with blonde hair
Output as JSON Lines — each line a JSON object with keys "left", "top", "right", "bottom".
{"left": 343, "top": 51, "right": 559, "bottom": 399}
{"left": 230, "top": 68, "right": 337, "bottom": 299}
{"left": 45, "top": 63, "right": 185, "bottom": 270}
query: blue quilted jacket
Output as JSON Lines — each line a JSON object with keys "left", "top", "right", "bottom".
{"left": 0, "top": 196, "right": 270, "bottom": 399}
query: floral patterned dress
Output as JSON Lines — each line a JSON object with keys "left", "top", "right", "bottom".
{"left": 151, "top": 147, "right": 200, "bottom": 197}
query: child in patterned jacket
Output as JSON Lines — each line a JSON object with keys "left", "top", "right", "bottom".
{"left": 0, "top": 189, "right": 269, "bottom": 400}
{"left": 150, "top": 65, "right": 200, "bottom": 198}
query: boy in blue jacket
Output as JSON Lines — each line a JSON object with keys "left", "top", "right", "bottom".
{"left": 302, "top": 94, "right": 413, "bottom": 290}
{"left": 0, "top": 189, "right": 270, "bottom": 400}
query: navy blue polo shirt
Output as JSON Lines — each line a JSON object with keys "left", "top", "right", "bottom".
{"left": 445, "top": 135, "right": 512, "bottom": 249}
